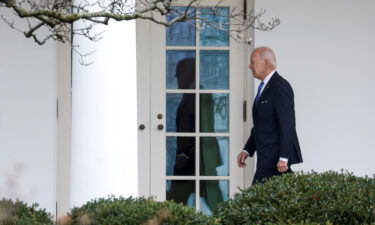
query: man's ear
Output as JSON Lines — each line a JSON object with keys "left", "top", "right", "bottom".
{"left": 264, "top": 59, "right": 269, "bottom": 68}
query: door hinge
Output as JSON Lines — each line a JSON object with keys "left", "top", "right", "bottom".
{"left": 56, "top": 99, "right": 59, "bottom": 119}
{"left": 243, "top": 0, "right": 247, "bottom": 20}
{"left": 55, "top": 201, "right": 58, "bottom": 221}
{"left": 243, "top": 100, "right": 247, "bottom": 122}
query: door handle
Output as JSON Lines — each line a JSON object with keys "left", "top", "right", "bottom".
{"left": 157, "top": 124, "right": 164, "bottom": 130}
{"left": 139, "top": 124, "right": 145, "bottom": 130}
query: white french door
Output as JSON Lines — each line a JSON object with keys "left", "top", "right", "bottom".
{"left": 148, "top": 0, "right": 247, "bottom": 215}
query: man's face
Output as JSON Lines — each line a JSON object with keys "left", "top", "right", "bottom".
{"left": 249, "top": 51, "right": 267, "bottom": 80}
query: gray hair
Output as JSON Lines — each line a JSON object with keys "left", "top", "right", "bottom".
{"left": 253, "top": 46, "right": 277, "bottom": 68}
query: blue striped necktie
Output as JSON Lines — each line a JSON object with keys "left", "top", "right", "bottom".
{"left": 255, "top": 81, "right": 264, "bottom": 103}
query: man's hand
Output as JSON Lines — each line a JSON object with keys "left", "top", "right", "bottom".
{"left": 237, "top": 151, "right": 249, "bottom": 168}
{"left": 277, "top": 160, "right": 288, "bottom": 173}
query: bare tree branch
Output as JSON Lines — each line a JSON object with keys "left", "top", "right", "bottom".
{"left": 0, "top": 0, "right": 280, "bottom": 46}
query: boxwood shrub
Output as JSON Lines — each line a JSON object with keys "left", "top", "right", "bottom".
{"left": 215, "top": 171, "right": 375, "bottom": 225}
{"left": 0, "top": 198, "right": 54, "bottom": 225}
{"left": 64, "top": 196, "right": 219, "bottom": 225}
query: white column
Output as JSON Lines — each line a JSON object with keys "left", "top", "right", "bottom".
{"left": 71, "top": 19, "right": 138, "bottom": 207}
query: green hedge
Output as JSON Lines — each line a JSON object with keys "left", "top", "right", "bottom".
{"left": 2, "top": 171, "right": 375, "bottom": 225}
{"left": 64, "top": 196, "right": 219, "bottom": 225}
{"left": 215, "top": 171, "right": 375, "bottom": 225}
{"left": 0, "top": 198, "right": 54, "bottom": 225}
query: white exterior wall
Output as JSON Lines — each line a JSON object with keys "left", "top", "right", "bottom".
{"left": 0, "top": 9, "right": 57, "bottom": 213}
{"left": 254, "top": 0, "right": 375, "bottom": 176}
{"left": 71, "top": 20, "right": 138, "bottom": 207}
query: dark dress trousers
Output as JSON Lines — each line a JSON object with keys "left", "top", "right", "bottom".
{"left": 243, "top": 72, "right": 303, "bottom": 184}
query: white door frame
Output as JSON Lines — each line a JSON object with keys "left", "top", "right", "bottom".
{"left": 136, "top": 18, "right": 152, "bottom": 197}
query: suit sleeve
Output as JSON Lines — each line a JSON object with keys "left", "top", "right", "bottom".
{"left": 274, "top": 82, "right": 295, "bottom": 159}
{"left": 243, "top": 127, "right": 256, "bottom": 157}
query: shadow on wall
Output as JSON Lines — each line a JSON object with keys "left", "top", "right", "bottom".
{"left": 0, "top": 162, "right": 26, "bottom": 199}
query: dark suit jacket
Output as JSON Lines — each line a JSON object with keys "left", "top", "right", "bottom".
{"left": 243, "top": 72, "right": 303, "bottom": 168}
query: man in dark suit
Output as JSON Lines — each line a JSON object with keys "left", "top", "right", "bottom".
{"left": 237, "top": 47, "right": 303, "bottom": 184}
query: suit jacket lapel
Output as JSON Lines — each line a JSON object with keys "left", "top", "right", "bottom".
{"left": 253, "top": 71, "right": 280, "bottom": 115}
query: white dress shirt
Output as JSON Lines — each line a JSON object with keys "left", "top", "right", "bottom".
{"left": 243, "top": 70, "right": 288, "bottom": 163}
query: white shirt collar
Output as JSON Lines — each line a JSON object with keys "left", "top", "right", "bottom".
{"left": 258, "top": 70, "right": 276, "bottom": 95}
{"left": 262, "top": 70, "right": 276, "bottom": 86}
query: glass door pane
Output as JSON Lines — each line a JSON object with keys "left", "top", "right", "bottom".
{"left": 199, "top": 7, "right": 230, "bottom": 46}
{"left": 200, "top": 136, "right": 229, "bottom": 176}
{"left": 166, "top": 6, "right": 196, "bottom": 46}
{"left": 200, "top": 50, "right": 229, "bottom": 90}
{"left": 167, "top": 136, "right": 196, "bottom": 176}
{"left": 166, "top": 50, "right": 196, "bottom": 89}
{"left": 200, "top": 93, "right": 229, "bottom": 133}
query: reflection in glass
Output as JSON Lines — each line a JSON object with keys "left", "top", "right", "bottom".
{"left": 199, "top": 7, "right": 229, "bottom": 46}
{"left": 166, "top": 50, "right": 196, "bottom": 89}
{"left": 167, "top": 136, "right": 195, "bottom": 176}
{"left": 200, "top": 94, "right": 229, "bottom": 133}
{"left": 200, "top": 180, "right": 229, "bottom": 215}
{"left": 200, "top": 137, "right": 229, "bottom": 176}
{"left": 166, "top": 180, "right": 195, "bottom": 207}
{"left": 166, "top": 6, "right": 196, "bottom": 46}
{"left": 200, "top": 50, "right": 229, "bottom": 90}
{"left": 167, "top": 94, "right": 196, "bottom": 132}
